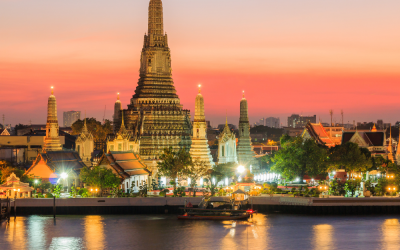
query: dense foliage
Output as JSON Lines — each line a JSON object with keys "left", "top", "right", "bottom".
{"left": 80, "top": 165, "right": 121, "bottom": 196}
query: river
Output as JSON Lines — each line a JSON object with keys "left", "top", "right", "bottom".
{"left": 1, "top": 214, "right": 400, "bottom": 250}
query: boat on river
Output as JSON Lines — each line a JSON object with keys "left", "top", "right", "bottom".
{"left": 178, "top": 197, "right": 253, "bottom": 220}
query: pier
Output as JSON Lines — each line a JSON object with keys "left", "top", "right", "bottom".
{"left": 4, "top": 196, "right": 400, "bottom": 215}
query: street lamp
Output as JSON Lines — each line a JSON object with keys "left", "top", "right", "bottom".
{"left": 388, "top": 186, "right": 397, "bottom": 196}
{"left": 237, "top": 165, "right": 245, "bottom": 174}
{"left": 60, "top": 172, "right": 68, "bottom": 193}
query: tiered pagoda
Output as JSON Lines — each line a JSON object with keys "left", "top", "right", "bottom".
{"left": 43, "top": 87, "right": 62, "bottom": 152}
{"left": 236, "top": 91, "right": 257, "bottom": 169}
{"left": 114, "top": 0, "right": 192, "bottom": 171}
{"left": 189, "top": 85, "right": 214, "bottom": 168}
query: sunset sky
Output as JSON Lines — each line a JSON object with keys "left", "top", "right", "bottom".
{"left": 1, "top": 0, "right": 400, "bottom": 127}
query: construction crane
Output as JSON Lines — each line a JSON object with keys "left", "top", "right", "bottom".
{"left": 103, "top": 105, "right": 106, "bottom": 123}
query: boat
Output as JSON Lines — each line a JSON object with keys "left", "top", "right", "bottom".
{"left": 178, "top": 196, "right": 253, "bottom": 220}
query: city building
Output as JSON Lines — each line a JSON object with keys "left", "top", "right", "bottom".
{"left": 265, "top": 117, "right": 280, "bottom": 128}
{"left": 287, "top": 114, "right": 316, "bottom": 128}
{"left": 282, "top": 127, "right": 304, "bottom": 137}
{"left": 189, "top": 85, "right": 214, "bottom": 167}
{"left": 218, "top": 119, "right": 238, "bottom": 164}
{"left": 113, "top": 0, "right": 192, "bottom": 173}
{"left": 43, "top": 87, "right": 62, "bottom": 152}
{"left": 0, "top": 135, "right": 66, "bottom": 164}
{"left": 63, "top": 111, "right": 81, "bottom": 127}
{"left": 75, "top": 117, "right": 94, "bottom": 166}
{"left": 98, "top": 151, "right": 151, "bottom": 193}
{"left": 236, "top": 92, "right": 257, "bottom": 168}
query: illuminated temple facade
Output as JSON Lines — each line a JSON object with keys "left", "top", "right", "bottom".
{"left": 218, "top": 119, "right": 238, "bottom": 165}
{"left": 189, "top": 86, "right": 214, "bottom": 167}
{"left": 114, "top": 0, "right": 191, "bottom": 172}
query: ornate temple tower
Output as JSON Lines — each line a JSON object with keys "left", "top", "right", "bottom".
{"left": 397, "top": 127, "right": 400, "bottom": 165}
{"left": 115, "top": 0, "right": 192, "bottom": 172}
{"left": 113, "top": 93, "right": 122, "bottom": 133}
{"left": 218, "top": 118, "right": 238, "bottom": 164}
{"left": 75, "top": 115, "right": 94, "bottom": 166}
{"left": 43, "top": 87, "right": 62, "bottom": 152}
{"left": 189, "top": 85, "right": 214, "bottom": 167}
{"left": 236, "top": 91, "right": 256, "bottom": 168}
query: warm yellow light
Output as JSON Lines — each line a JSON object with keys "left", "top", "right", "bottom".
{"left": 18, "top": 189, "right": 20, "bottom": 192}
{"left": 394, "top": 188, "right": 396, "bottom": 191}
{"left": 91, "top": 189, "right": 93, "bottom": 191}
{"left": 51, "top": 86, "right": 54, "bottom": 89}
{"left": 198, "top": 84, "right": 201, "bottom": 88}
{"left": 13, "top": 189, "right": 16, "bottom": 191}
{"left": 389, "top": 188, "right": 391, "bottom": 190}
{"left": 96, "top": 189, "right": 98, "bottom": 192}
{"left": 319, "top": 186, "right": 322, "bottom": 189}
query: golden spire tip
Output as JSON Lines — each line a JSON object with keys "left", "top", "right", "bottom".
{"left": 51, "top": 86, "right": 54, "bottom": 95}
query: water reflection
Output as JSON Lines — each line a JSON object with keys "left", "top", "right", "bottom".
{"left": 28, "top": 216, "right": 46, "bottom": 249}
{"left": 5, "top": 217, "right": 27, "bottom": 250}
{"left": 313, "top": 224, "right": 334, "bottom": 250}
{"left": 382, "top": 219, "right": 400, "bottom": 250}
{"left": 84, "top": 215, "right": 105, "bottom": 250}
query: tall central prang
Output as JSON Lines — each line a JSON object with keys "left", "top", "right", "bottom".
{"left": 115, "top": 0, "right": 192, "bottom": 173}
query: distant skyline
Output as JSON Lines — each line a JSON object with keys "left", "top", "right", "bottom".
{"left": 1, "top": 0, "right": 400, "bottom": 127}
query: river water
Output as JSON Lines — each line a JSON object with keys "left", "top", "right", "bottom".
{"left": 1, "top": 214, "right": 400, "bottom": 250}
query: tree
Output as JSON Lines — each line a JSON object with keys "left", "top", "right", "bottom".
{"left": 204, "top": 169, "right": 223, "bottom": 196}
{"left": 213, "top": 162, "right": 236, "bottom": 180}
{"left": 80, "top": 165, "right": 121, "bottom": 196}
{"left": 182, "top": 160, "right": 209, "bottom": 197}
{"left": 0, "top": 160, "right": 33, "bottom": 185}
{"left": 71, "top": 118, "right": 112, "bottom": 142}
{"left": 328, "top": 142, "right": 371, "bottom": 175}
{"left": 156, "top": 147, "right": 192, "bottom": 193}
{"left": 272, "top": 136, "right": 328, "bottom": 183}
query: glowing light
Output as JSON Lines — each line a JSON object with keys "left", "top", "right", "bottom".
{"left": 237, "top": 165, "right": 245, "bottom": 174}
{"left": 238, "top": 176, "right": 242, "bottom": 182}
{"left": 91, "top": 189, "right": 93, "bottom": 191}
{"left": 60, "top": 173, "right": 68, "bottom": 179}
{"left": 198, "top": 84, "right": 201, "bottom": 88}
{"left": 34, "top": 180, "right": 38, "bottom": 184}
{"left": 95, "top": 189, "right": 98, "bottom": 192}
{"left": 212, "top": 178, "right": 215, "bottom": 185}
{"left": 225, "top": 177, "right": 228, "bottom": 186}
{"left": 188, "top": 178, "right": 191, "bottom": 185}
{"left": 200, "top": 178, "right": 203, "bottom": 186}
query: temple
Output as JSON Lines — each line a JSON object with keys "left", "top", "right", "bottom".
{"left": 43, "top": 87, "right": 62, "bottom": 152}
{"left": 189, "top": 85, "right": 214, "bottom": 167}
{"left": 75, "top": 114, "right": 94, "bottom": 166}
{"left": 218, "top": 118, "right": 238, "bottom": 164}
{"left": 114, "top": 0, "right": 192, "bottom": 173}
{"left": 107, "top": 113, "right": 139, "bottom": 153}
{"left": 113, "top": 93, "right": 122, "bottom": 133}
{"left": 397, "top": 127, "right": 400, "bottom": 165}
{"left": 236, "top": 91, "right": 256, "bottom": 168}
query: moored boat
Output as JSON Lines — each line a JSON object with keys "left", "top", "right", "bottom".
{"left": 178, "top": 197, "right": 254, "bottom": 220}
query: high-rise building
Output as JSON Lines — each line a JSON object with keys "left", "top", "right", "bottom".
{"left": 287, "top": 114, "right": 316, "bottom": 128}
{"left": 63, "top": 111, "right": 81, "bottom": 127}
{"left": 114, "top": 0, "right": 192, "bottom": 172}
{"left": 265, "top": 117, "right": 280, "bottom": 128}
{"left": 377, "top": 119, "right": 383, "bottom": 129}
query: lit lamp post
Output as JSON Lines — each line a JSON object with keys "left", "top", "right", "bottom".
{"left": 387, "top": 186, "right": 396, "bottom": 196}
{"left": 319, "top": 185, "right": 329, "bottom": 198}
{"left": 60, "top": 172, "right": 68, "bottom": 193}
{"left": 34, "top": 179, "right": 38, "bottom": 196}
{"left": 237, "top": 165, "right": 245, "bottom": 182}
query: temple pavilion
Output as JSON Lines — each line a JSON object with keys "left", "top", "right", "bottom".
{"left": 0, "top": 173, "right": 34, "bottom": 199}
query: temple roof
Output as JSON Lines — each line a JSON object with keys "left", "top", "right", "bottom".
{"left": 303, "top": 122, "right": 335, "bottom": 147}
{"left": 99, "top": 151, "right": 151, "bottom": 179}
{"left": 342, "top": 131, "right": 385, "bottom": 146}
{"left": 27, "top": 151, "right": 85, "bottom": 175}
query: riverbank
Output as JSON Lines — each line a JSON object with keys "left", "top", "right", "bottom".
{"left": 6, "top": 196, "right": 400, "bottom": 215}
